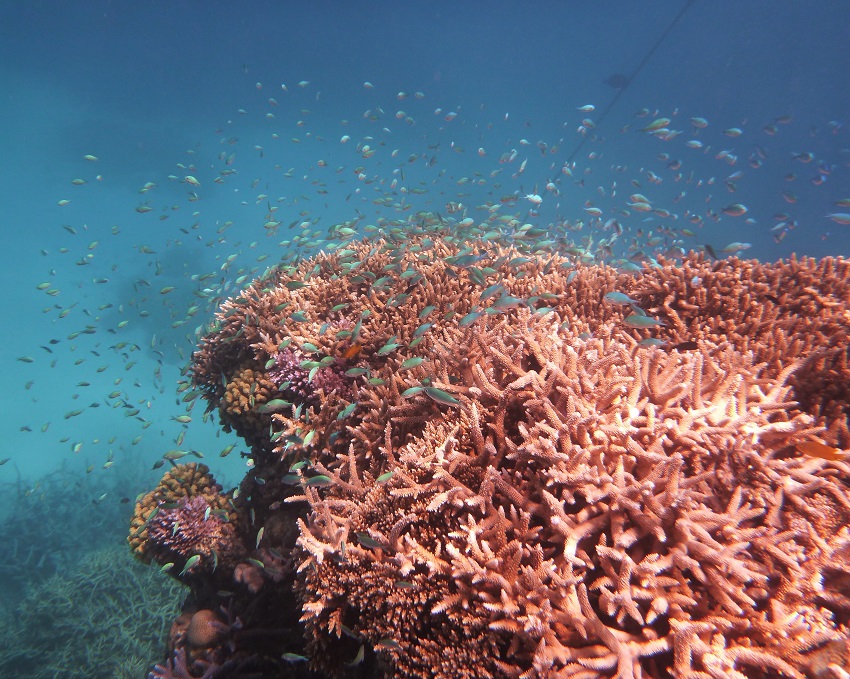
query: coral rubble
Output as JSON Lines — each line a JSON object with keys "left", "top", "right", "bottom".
{"left": 133, "top": 222, "right": 850, "bottom": 678}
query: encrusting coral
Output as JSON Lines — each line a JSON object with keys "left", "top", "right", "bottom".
{"left": 134, "top": 219, "right": 850, "bottom": 678}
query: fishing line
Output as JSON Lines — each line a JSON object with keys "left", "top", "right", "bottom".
{"left": 566, "top": 0, "right": 697, "bottom": 164}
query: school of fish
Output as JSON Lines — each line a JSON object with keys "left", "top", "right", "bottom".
{"left": 10, "top": 76, "right": 850, "bottom": 489}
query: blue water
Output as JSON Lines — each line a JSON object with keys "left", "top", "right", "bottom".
{"left": 1, "top": 0, "right": 848, "bottom": 673}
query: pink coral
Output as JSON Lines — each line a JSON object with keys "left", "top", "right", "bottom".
{"left": 146, "top": 496, "right": 243, "bottom": 571}
{"left": 267, "top": 347, "right": 352, "bottom": 409}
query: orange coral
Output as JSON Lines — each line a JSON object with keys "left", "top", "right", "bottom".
{"left": 187, "top": 609, "right": 226, "bottom": 649}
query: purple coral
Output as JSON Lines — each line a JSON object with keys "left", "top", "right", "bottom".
{"left": 267, "top": 347, "right": 353, "bottom": 408}
{"left": 149, "top": 648, "right": 221, "bottom": 679}
{"left": 146, "top": 496, "right": 241, "bottom": 567}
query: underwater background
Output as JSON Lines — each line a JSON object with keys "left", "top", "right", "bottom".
{"left": 1, "top": 1, "right": 849, "bottom": 676}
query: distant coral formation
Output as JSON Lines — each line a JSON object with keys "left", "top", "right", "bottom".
{"left": 133, "top": 223, "right": 850, "bottom": 678}
{"left": 0, "top": 546, "right": 184, "bottom": 679}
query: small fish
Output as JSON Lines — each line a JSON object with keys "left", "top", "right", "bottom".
{"left": 826, "top": 213, "right": 850, "bottom": 225}
{"left": 162, "top": 450, "right": 197, "bottom": 461}
{"left": 603, "top": 291, "right": 639, "bottom": 306}
{"left": 400, "top": 357, "right": 426, "bottom": 369}
{"left": 623, "top": 315, "right": 666, "bottom": 329}
{"left": 179, "top": 554, "right": 201, "bottom": 576}
{"left": 305, "top": 475, "right": 333, "bottom": 487}
{"left": 720, "top": 242, "right": 751, "bottom": 253}
{"left": 459, "top": 309, "right": 484, "bottom": 327}
{"left": 722, "top": 203, "right": 748, "bottom": 217}
{"left": 356, "top": 532, "right": 386, "bottom": 549}
{"left": 377, "top": 338, "right": 401, "bottom": 355}
{"left": 255, "top": 399, "right": 293, "bottom": 414}
{"left": 337, "top": 403, "right": 357, "bottom": 420}
{"left": 282, "top": 653, "right": 309, "bottom": 663}
{"left": 423, "top": 386, "right": 460, "bottom": 406}
{"left": 797, "top": 440, "right": 845, "bottom": 461}
{"left": 172, "top": 415, "right": 192, "bottom": 423}
{"left": 641, "top": 118, "right": 670, "bottom": 132}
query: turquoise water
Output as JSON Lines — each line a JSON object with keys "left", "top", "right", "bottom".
{"left": 1, "top": 2, "right": 848, "bottom": 676}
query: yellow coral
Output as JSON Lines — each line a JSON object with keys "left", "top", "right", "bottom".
{"left": 220, "top": 364, "right": 277, "bottom": 449}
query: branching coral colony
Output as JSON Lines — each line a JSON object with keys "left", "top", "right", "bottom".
{"left": 131, "top": 215, "right": 850, "bottom": 679}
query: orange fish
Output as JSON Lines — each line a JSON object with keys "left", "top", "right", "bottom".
{"left": 342, "top": 343, "right": 362, "bottom": 360}
{"left": 796, "top": 440, "right": 845, "bottom": 461}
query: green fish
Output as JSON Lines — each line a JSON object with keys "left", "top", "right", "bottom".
{"left": 623, "top": 314, "right": 667, "bottom": 328}
{"left": 337, "top": 403, "right": 357, "bottom": 420}
{"left": 282, "top": 653, "right": 308, "bottom": 663}
{"left": 255, "top": 399, "right": 293, "bottom": 414}
{"left": 179, "top": 554, "right": 201, "bottom": 576}
{"left": 423, "top": 386, "right": 460, "bottom": 406}
{"left": 356, "top": 532, "right": 386, "bottom": 549}
{"left": 400, "top": 357, "right": 426, "bottom": 369}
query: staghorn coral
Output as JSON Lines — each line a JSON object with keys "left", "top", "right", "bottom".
{"left": 295, "top": 319, "right": 849, "bottom": 678}
{"left": 142, "top": 225, "right": 850, "bottom": 678}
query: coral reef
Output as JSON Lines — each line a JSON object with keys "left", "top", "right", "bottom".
{"left": 297, "top": 320, "right": 847, "bottom": 678}
{"left": 135, "top": 222, "right": 850, "bottom": 678}
{"left": 0, "top": 461, "right": 138, "bottom": 609}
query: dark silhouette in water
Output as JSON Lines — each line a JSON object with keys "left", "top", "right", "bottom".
{"left": 567, "top": 0, "right": 697, "bottom": 163}
{"left": 604, "top": 73, "right": 630, "bottom": 89}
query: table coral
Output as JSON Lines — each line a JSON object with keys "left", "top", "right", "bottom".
{"left": 138, "top": 224, "right": 850, "bottom": 678}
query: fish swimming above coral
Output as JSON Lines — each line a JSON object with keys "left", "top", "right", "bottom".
{"left": 130, "top": 218, "right": 850, "bottom": 678}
